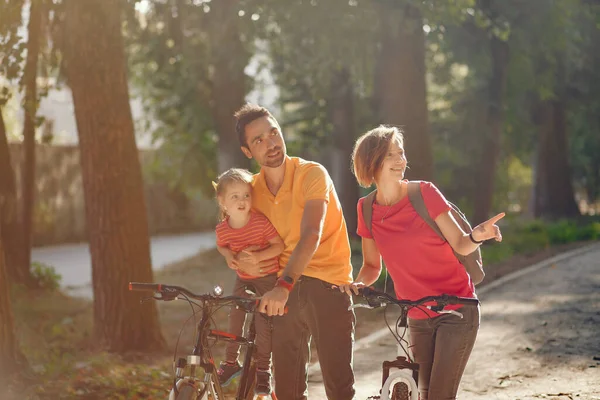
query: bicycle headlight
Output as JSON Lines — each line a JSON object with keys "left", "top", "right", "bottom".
{"left": 213, "top": 285, "right": 223, "bottom": 297}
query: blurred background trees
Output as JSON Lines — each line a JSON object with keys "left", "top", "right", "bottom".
{"left": 1, "top": 0, "right": 599, "bottom": 362}
{"left": 117, "top": 0, "right": 600, "bottom": 227}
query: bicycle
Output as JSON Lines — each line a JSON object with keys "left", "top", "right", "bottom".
{"left": 129, "top": 282, "right": 278, "bottom": 400}
{"left": 350, "top": 287, "right": 479, "bottom": 400}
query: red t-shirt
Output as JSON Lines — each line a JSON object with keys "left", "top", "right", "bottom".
{"left": 216, "top": 211, "right": 281, "bottom": 280}
{"left": 356, "top": 181, "right": 475, "bottom": 319}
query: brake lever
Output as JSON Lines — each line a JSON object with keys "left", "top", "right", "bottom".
{"left": 152, "top": 292, "right": 178, "bottom": 301}
{"left": 140, "top": 296, "right": 154, "bottom": 304}
{"left": 349, "top": 302, "right": 383, "bottom": 311}
{"left": 437, "top": 309, "right": 464, "bottom": 318}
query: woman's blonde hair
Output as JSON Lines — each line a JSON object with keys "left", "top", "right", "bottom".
{"left": 213, "top": 168, "right": 253, "bottom": 221}
{"left": 351, "top": 125, "right": 405, "bottom": 188}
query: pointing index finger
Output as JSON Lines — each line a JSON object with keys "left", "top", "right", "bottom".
{"left": 487, "top": 212, "right": 506, "bottom": 225}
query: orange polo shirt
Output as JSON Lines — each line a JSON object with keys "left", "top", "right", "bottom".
{"left": 252, "top": 156, "right": 353, "bottom": 286}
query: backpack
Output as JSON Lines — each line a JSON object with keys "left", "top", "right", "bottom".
{"left": 361, "top": 181, "right": 485, "bottom": 285}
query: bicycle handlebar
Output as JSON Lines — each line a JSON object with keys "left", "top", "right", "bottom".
{"left": 357, "top": 287, "right": 479, "bottom": 308}
{"left": 129, "top": 282, "right": 256, "bottom": 305}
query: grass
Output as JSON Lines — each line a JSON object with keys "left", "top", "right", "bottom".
{"left": 6, "top": 217, "right": 599, "bottom": 399}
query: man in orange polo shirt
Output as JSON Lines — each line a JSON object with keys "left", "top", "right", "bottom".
{"left": 233, "top": 104, "right": 356, "bottom": 400}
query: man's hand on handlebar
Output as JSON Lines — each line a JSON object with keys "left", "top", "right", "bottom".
{"left": 258, "top": 286, "right": 289, "bottom": 316}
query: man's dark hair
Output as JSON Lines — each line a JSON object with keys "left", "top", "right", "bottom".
{"left": 234, "top": 103, "right": 275, "bottom": 148}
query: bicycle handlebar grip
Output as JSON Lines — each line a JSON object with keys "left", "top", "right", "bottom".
{"left": 454, "top": 297, "right": 480, "bottom": 306}
{"left": 129, "top": 282, "right": 162, "bottom": 292}
{"left": 357, "top": 287, "right": 376, "bottom": 296}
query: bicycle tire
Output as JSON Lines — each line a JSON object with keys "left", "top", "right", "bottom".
{"left": 390, "top": 382, "right": 410, "bottom": 400}
{"left": 381, "top": 370, "right": 418, "bottom": 400}
{"left": 175, "top": 384, "right": 198, "bottom": 400}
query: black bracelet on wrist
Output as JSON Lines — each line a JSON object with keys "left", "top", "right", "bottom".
{"left": 469, "top": 232, "right": 484, "bottom": 244}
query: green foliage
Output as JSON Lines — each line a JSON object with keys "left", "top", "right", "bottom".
{"left": 263, "top": 0, "right": 379, "bottom": 155}
{"left": 125, "top": 0, "right": 265, "bottom": 195}
{"left": 480, "top": 241, "right": 514, "bottom": 265}
{"left": 30, "top": 261, "right": 62, "bottom": 290}
{"left": 567, "top": 2, "right": 600, "bottom": 207}
{"left": 0, "top": 0, "right": 26, "bottom": 105}
{"left": 481, "top": 217, "right": 600, "bottom": 265}
{"left": 426, "top": 0, "right": 600, "bottom": 218}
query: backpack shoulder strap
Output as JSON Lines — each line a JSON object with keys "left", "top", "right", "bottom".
{"left": 362, "top": 189, "right": 377, "bottom": 237}
{"left": 407, "top": 181, "right": 445, "bottom": 241}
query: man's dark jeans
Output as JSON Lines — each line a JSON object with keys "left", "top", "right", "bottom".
{"left": 272, "top": 276, "right": 356, "bottom": 400}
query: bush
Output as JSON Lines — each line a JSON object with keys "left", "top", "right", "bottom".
{"left": 481, "top": 217, "right": 598, "bottom": 265}
{"left": 31, "top": 261, "right": 62, "bottom": 291}
{"left": 481, "top": 242, "right": 514, "bottom": 265}
{"left": 545, "top": 220, "right": 579, "bottom": 244}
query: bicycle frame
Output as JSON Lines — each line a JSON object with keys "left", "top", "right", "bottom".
{"left": 127, "top": 282, "right": 266, "bottom": 400}
{"left": 175, "top": 297, "right": 260, "bottom": 400}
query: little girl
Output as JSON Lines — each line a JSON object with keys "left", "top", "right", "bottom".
{"left": 213, "top": 168, "right": 284, "bottom": 396}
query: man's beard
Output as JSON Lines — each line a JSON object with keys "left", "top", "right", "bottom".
{"left": 263, "top": 147, "right": 285, "bottom": 168}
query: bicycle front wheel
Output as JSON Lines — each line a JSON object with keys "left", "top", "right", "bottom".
{"left": 390, "top": 382, "right": 409, "bottom": 400}
{"left": 381, "top": 370, "right": 418, "bottom": 400}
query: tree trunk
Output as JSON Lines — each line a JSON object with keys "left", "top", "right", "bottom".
{"left": 63, "top": 0, "right": 165, "bottom": 352}
{"left": 533, "top": 99, "right": 580, "bottom": 218}
{"left": 0, "top": 205, "right": 28, "bottom": 383}
{"left": 0, "top": 107, "right": 30, "bottom": 286}
{"left": 329, "top": 68, "right": 359, "bottom": 237}
{"left": 373, "top": 3, "right": 433, "bottom": 181}
{"left": 473, "top": 37, "right": 510, "bottom": 223}
{"left": 18, "top": 0, "right": 43, "bottom": 286}
{"left": 209, "top": 0, "right": 250, "bottom": 173}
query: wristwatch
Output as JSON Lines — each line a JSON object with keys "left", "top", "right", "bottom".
{"left": 276, "top": 275, "right": 294, "bottom": 292}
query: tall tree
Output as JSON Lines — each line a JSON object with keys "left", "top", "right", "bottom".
{"left": 208, "top": 0, "right": 251, "bottom": 173}
{"left": 19, "top": 0, "right": 44, "bottom": 284}
{"left": 0, "top": 110, "right": 28, "bottom": 381}
{"left": 473, "top": 0, "right": 511, "bottom": 223}
{"left": 329, "top": 67, "right": 359, "bottom": 235}
{"left": 527, "top": 1, "right": 580, "bottom": 218}
{"left": 63, "top": 0, "right": 165, "bottom": 352}
{"left": 373, "top": 2, "right": 433, "bottom": 181}
{"left": 0, "top": 104, "right": 28, "bottom": 286}
{"left": 532, "top": 61, "right": 580, "bottom": 218}
{"left": 263, "top": 0, "right": 375, "bottom": 233}
{"left": 567, "top": 0, "right": 600, "bottom": 211}
{"left": 126, "top": 0, "right": 258, "bottom": 194}
{"left": 0, "top": 0, "right": 36, "bottom": 286}
{"left": 329, "top": 68, "right": 359, "bottom": 235}
{"left": 0, "top": 224, "right": 28, "bottom": 383}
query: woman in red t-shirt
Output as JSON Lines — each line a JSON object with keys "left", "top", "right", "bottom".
{"left": 340, "top": 125, "right": 505, "bottom": 400}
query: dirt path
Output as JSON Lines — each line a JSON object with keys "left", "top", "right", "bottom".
{"left": 308, "top": 243, "right": 600, "bottom": 399}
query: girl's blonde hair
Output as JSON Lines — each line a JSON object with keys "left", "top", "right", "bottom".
{"left": 351, "top": 125, "right": 405, "bottom": 188}
{"left": 213, "top": 168, "right": 253, "bottom": 221}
